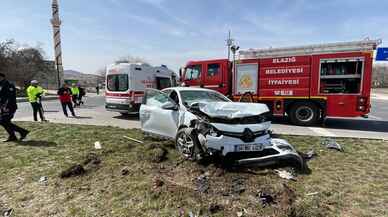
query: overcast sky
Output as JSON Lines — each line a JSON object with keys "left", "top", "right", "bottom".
{"left": 1, "top": 0, "right": 387, "bottom": 74}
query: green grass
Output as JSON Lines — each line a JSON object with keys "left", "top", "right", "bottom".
{"left": 0, "top": 122, "right": 387, "bottom": 217}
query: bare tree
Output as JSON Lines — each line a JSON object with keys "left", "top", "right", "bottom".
{"left": 115, "top": 55, "right": 149, "bottom": 64}
{"left": 0, "top": 40, "right": 48, "bottom": 88}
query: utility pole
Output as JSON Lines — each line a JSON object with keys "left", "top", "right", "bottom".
{"left": 226, "top": 30, "right": 234, "bottom": 61}
{"left": 51, "top": 0, "right": 64, "bottom": 88}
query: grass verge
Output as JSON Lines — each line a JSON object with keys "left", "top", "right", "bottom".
{"left": 0, "top": 122, "right": 387, "bottom": 217}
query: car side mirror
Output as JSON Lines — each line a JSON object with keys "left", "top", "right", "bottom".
{"left": 162, "top": 102, "right": 178, "bottom": 110}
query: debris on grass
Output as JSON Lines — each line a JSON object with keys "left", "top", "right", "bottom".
{"left": 195, "top": 174, "right": 209, "bottom": 193}
{"left": 275, "top": 169, "right": 296, "bottom": 181}
{"left": 152, "top": 176, "right": 164, "bottom": 189}
{"left": 82, "top": 153, "right": 101, "bottom": 166}
{"left": 236, "top": 208, "right": 247, "bottom": 217}
{"left": 322, "top": 138, "right": 343, "bottom": 152}
{"left": 121, "top": 167, "right": 130, "bottom": 176}
{"left": 123, "top": 136, "right": 144, "bottom": 144}
{"left": 38, "top": 176, "right": 48, "bottom": 185}
{"left": 258, "top": 191, "right": 276, "bottom": 207}
{"left": 231, "top": 177, "right": 246, "bottom": 195}
{"left": 208, "top": 203, "right": 222, "bottom": 214}
{"left": 306, "top": 192, "right": 319, "bottom": 196}
{"left": 304, "top": 149, "right": 317, "bottom": 160}
{"left": 59, "top": 164, "right": 86, "bottom": 178}
{"left": 2, "top": 208, "right": 13, "bottom": 217}
{"left": 94, "top": 141, "right": 102, "bottom": 149}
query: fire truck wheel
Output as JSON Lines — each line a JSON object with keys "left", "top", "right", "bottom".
{"left": 289, "top": 102, "right": 319, "bottom": 126}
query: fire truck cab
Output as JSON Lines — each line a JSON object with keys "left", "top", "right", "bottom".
{"left": 181, "top": 40, "right": 381, "bottom": 126}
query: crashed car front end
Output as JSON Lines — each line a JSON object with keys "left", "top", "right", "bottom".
{"left": 187, "top": 102, "right": 304, "bottom": 168}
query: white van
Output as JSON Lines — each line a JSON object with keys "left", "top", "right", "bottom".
{"left": 105, "top": 62, "right": 176, "bottom": 114}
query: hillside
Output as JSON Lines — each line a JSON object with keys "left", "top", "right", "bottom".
{"left": 64, "top": 70, "right": 104, "bottom": 87}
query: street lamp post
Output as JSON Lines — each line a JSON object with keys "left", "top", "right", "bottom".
{"left": 231, "top": 44, "right": 240, "bottom": 75}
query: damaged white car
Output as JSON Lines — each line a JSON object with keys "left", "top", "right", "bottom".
{"left": 140, "top": 87, "right": 303, "bottom": 168}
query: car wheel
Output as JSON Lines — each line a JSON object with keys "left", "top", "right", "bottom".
{"left": 289, "top": 102, "right": 319, "bottom": 126}
{"left": 175, "top": 128, "right": 201, "bottom": 160}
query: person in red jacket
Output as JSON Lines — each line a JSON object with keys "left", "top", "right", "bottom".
{"left": 57, "top": 83, "right": 76, "bottom": 117}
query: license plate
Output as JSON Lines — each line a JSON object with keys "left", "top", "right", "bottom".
{"left": 235, "top": 144, "right": 264, "bottom": 152}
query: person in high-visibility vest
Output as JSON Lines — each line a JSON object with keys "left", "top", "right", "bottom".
{"left": 26, "top": 80, "right": 47, "bottom": 122}
{"left": 70, "top": 83, "right": 80, "bottom": 107}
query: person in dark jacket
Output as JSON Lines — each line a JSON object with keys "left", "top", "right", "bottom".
{"left": 0, "top": 73, "right": 29, "bottom": 142}
{"left": 78, "top": 85, "right": 86, "bottom": 105}
{"left": 57, "top": 83, "right": 76, "bottom": 117}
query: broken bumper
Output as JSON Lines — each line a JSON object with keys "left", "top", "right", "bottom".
{"left": 203, "top": 134, "right": 304, "bottom": 168}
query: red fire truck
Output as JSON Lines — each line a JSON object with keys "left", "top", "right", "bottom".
{"left": 180, "top": 39, "right": 382, "bottom": 126}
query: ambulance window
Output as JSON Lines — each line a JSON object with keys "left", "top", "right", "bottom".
{"left": 185, "top": 65, "right": 201, "bottom": 80}
{"left": 156, "top": 77, "right": 171, "bottom": 90}
{"left": 207, "top": 63, "right": 220, "bottom": 77}
{"left": 107, "top": 74, "right": 128, "bottom": 91}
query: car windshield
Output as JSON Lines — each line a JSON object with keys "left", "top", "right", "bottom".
{"left": 180, "top": 90, "right": 230, "bottom": 105}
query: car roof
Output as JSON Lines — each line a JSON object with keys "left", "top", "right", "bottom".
{"left": 163, "top": 87, "right": 219, "bottom": 92}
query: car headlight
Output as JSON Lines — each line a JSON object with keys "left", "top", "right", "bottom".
{"left": 196, "top": 121, "right": 220, "bottom": 137}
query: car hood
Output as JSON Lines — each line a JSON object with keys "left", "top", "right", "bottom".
{"left": 194, "top": 101, "right": 269, "bottom": 119}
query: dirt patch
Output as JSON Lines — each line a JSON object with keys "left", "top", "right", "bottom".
{"left": 60, "top": 153, "right": 102, "bottom": 178}
{"left": 82, "top": 153, "right": 101, "bottom": 166}
{"left": 278, "top": 184, "right": 297, "bottom": 211}
{"left": 143, "top": 143, "right": 168, "bottom": 163}
{"left": 59, "top": 164, "right": 86, "bottom": 178}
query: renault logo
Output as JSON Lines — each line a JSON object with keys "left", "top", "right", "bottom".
{"left": 242, "top": 128, "right": 255, "bottom": 143}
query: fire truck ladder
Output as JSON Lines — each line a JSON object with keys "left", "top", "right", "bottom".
{"left": 239, "top": 39, "right": 382, "bottom": 59}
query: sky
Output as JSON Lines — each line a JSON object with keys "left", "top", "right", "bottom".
{"left": 1, "top": 0, "right": 387, "bottom": 74}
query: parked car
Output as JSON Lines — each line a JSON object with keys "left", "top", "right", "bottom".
{"left": 140, "top": 87, "right": 303, "bottom": 167}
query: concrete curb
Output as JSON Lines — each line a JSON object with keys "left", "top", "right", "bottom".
{"left": 16, "top": 96, "right": 58, "bottom": 103}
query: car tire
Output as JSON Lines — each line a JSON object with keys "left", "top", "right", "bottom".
{"left": 289, "top": 102, "right": 319, "bottom": 126}
{"left": 175, "top": 128, "right": 202, "bottom": 161}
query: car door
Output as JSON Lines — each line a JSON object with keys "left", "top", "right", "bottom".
{"left": 139, "top": 89, "right": 179, "bottom": 138}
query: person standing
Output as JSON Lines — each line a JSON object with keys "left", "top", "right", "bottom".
{"left": 71, "top": 83, "right": 80, "bottom": 107}
{"left": 26, "top": 80, "right": 47, "bottom": 122}
{"left": 0, "top": 73, "right": 29, "bottom": 142}
{"left": 96, "top": 85, "right": 100, "bottom": 95}
{"left": 78, "top": 84, "right": 86, "bottom": 105}
{"left": 57, "top": 83, "right": 76, "bottom": 117}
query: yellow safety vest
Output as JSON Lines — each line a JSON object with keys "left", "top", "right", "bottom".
{"left": 26, "top": 86, "right": 45, "bottom": 103}
{"left": 71, "top": 87, "right": 80, "bottom": 95}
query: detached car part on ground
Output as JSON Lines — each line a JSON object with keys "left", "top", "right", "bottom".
{"left": 140, "top": 87, "right": 304, "bottom": 168}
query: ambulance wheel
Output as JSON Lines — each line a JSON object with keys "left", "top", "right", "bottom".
{"left": 289, "top": 102, "right": 319, "bottom": 126}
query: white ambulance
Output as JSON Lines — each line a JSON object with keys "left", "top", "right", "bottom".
{"left": 105, "top": 62, "right": 176, "bottom": 114}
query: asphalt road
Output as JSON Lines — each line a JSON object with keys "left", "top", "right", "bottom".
{"left": 13, "top": 94, "right": 388, "bottom": 140}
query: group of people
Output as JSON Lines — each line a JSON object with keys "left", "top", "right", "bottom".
{"left": 0, "top": 72, "right": 87, "bottom": 142}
